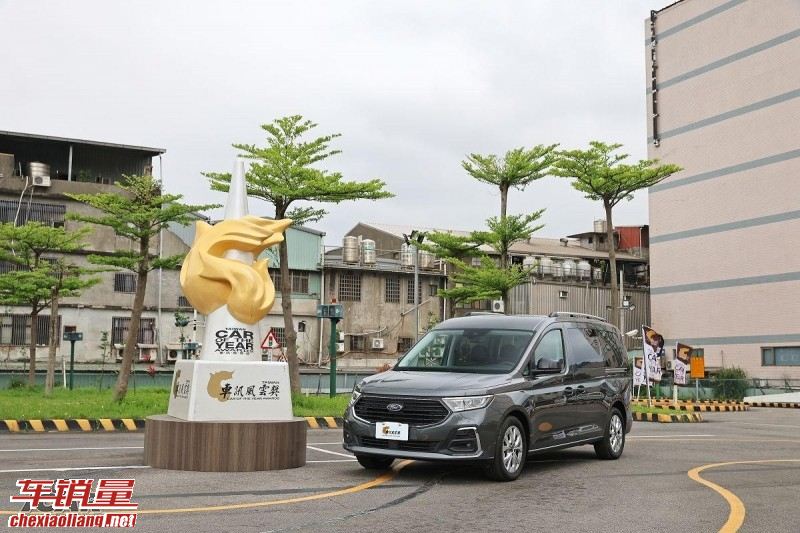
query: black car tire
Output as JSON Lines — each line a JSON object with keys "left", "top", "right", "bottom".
{"left": 483, "top": 416, "right": 527, "bottom": 482}
{"left": 594, "top": 407, "right": 625, "bottom": 460}
{"left": 356, "top": 455, "right": 394, "bottom": 470}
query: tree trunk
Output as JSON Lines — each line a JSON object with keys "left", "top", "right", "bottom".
{"left": 605, "top": 201, "right": 619, "bottom": 328}
{"left": 27, "top": 310, "right": 38, "bottom": 387}
{"left": 114, "top": 238, "right": 150, "bottom": 402}
{"left": 499, "top": 184, "right": 509, "bottom": 269}
{"left": 45, "top": 290, "right": 58, "bottom": 396}
{"left": 278, "top": 239, "right": 300, "bottom": 394}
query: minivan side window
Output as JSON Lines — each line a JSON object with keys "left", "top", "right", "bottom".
{"left": 566, "top": 327, "right": 604, "bottom": 368}
{"left": 533, "top": 329, "right": 565, "bottom": 370}
{"left": 598, "top": 328, "right": 626, "bottom": 367}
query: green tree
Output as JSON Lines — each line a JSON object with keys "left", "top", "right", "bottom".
{"left": 0, "top": 223, "right": 100, "bottom": 390}
{"left": 462, "top": 145, "right": 557, "bottom": 268}
{"left": 440, "top": 256, "right": 532, "bottom": 308}
{"left": 66, "top": 174, "right": 219, "bottom": 401}
{"left": 552, "top": 142, "right": 681, "bottom": 326}
{"left": 418, "top": 231, "right": 482, "bottom": 318}
{"left": 205, "top": 115, "right": 393, "bottom": 393}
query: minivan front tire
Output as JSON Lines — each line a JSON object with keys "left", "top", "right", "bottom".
{"left": 594, "top": 407, "right": 625, "bottom": 460}
{"left": 483, "top": 416, "right": 527, "bottom": 481}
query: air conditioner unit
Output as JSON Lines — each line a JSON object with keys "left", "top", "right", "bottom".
{"left": 666, "top": 360, "right": 675, "bottom": 371}
{"left": 33, "top": 175, "right": 51, "bottom": 187}
{"left": 336, "top": 342, "right": 345, "bottom": 353}
{"left": 371, "top": 338, "right": 385, "bottom": 350}
{"left": 491, "top": 300, "right": 505, "bottom": 313}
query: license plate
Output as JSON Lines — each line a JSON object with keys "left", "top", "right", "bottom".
{"left": 375, "top": 421, "right": 409, "bottom": 441}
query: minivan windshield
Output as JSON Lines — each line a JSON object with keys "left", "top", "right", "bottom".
{"left": 395, "top": 329, "right": 534, "bottom": 373}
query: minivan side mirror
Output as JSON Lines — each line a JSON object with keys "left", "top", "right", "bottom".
{"left": 529, "top": 357, "right": 564, "bottom": 376}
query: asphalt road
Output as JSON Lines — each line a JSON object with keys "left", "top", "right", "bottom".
{"left": 1, "top": 408, "right": 799, "bottom": 532}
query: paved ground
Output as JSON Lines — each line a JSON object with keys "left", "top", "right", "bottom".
{"left": 1, "top": 408, "right": 799, "bottom": 532}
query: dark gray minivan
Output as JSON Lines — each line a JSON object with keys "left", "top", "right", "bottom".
{"left": 342, "top": 312, "right": 632, "bottom": 481}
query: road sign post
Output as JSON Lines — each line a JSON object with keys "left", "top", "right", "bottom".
{"left": 317, "top": 304, "right": 344, "bottom": 398}
{"left": 62, "top": 332, "right": 83, "bottom": 390}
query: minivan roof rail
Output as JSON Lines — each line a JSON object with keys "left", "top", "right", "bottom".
{"left": 548, "top": 311, "right": 608, "bottom": 322}
{"left": 465, "top": 311, "right": 504, "bottom": 316}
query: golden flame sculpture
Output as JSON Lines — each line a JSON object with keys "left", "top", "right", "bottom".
{"left": 180, "top": 216, "right": 291, "bottom": 324}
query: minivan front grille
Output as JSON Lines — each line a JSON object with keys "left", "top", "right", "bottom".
{"left": 360, "top": 436, "right": 439, "bottom": 452}
{"left": 354, "top": 395, "right": 449, "bottom": 426}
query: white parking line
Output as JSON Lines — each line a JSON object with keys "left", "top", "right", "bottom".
{"left": 629, "top": 435, "right": 715, "bottom": 439}
{"left": 728, "top": 422, "right": 800, "bottom": 429}
{"left": 0, "top": 465, "right": 150, "bottom": 474}
{"left": 306, "top": 442, "right": 343, "bottom": 446}
{"left": 306, "top": 445, "right": 354, "bottom": 459}
{"left": 0, "top": 446, "right": 144, "bottom": 453}
{"left": 307, "top": 459, "right": 357, "bottom": 463}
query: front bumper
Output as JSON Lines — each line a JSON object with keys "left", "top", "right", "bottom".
{"left": 342, "top": 403, "right": 498, "bottom": 462}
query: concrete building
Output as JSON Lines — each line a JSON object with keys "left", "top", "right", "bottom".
{"left": 645, "top": 0, "right": 800, "bottom": 379}
{"left": 0, "top": 131, "right": 325, "bottom": 368}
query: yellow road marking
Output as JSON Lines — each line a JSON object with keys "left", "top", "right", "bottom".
{"left": 135, "top": 459, "right": 413, "bottom": 515}
{"left": 76, "top": 419, "right": 92, "bottom": 431}
{"left": 323, "top": 417, "right": 337, "bottom": 428}
{"left": 29, "top": 420, "right": 44, "bottom": 432}
{"left": 687, "top": 459, "right": 800, "bottom": 533}
{"left": 305, "top": 417, "right": 319, "bottom": 429}
{"left": 98, "top": 419, "right": 115, "bottom": 431}
{"left": 4, "top": 420, "right": 19, "bottom": 432}
{"left": 53, "top": 420, "right": 69, "bottom": 432}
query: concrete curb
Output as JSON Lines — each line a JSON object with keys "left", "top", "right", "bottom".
{"left": 0, "top": 417, "right": 345, "bottom": 432}
{"left": 633, "top": 412, "right": 704, "bottom": 423}
{"left": 745, "top": 401, "right": 800, "bottom": 409}
{"left": 632, "top": 401, "right": 748, "bottom": 412}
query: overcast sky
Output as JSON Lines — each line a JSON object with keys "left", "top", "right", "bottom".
{"left": 1, "top": 0, "right": 672, "bottom": 245}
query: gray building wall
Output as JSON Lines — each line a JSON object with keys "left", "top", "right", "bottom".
{"left": 646, "top": 0, "right": 800, "bottom": 378}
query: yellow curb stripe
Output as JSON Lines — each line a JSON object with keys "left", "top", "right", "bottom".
{"left": 688, "top": 460, "right": 800, "bottom": 533}
{"left": 29, "top": 420, "right": 45, "bottom": 432}
{"left": 98, "top": 419, "right": 115, "bottom": 431}
{"left": 134, "top": 459, "right": 413, "bottom": 515}
{"left": 53, "top": 420, "right": 69, "bottom": 432}
{"left": 76, "top": 419, "right": 92, "bottom": 431}
{"left": 323, "top": 417, "right": 337, "bottom": 428}
{"left": 4, "top": 420, "right": 20, "bottom": 432}
{"left": 305, "top": 417, "right": 319, "bottom": 429}
{"left": 121, "top": 419, "right": 138, "bottom": 431}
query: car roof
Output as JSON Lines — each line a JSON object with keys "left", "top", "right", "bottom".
{"left": 433, "top": 314, "right": 547, "bottom": 331}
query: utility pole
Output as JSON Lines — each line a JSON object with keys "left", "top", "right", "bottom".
{"left": 403, "top": 230, "right": 426, "bottom": 341}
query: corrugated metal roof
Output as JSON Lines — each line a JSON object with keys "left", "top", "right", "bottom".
{"left": 0, "top": 130, "right": 165, "bottom": 155}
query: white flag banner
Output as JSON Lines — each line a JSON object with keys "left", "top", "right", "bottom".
{"left": 674, "top": 343, "right": 691, "bottom": 386}
{"left": 633, "top": 356, "right": 646, "bottom": 386}
{"left": 642, "top": 326, "right": 664, "bottom": 382}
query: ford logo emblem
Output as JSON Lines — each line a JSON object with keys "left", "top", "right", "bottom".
{"left": 386, "top": 403, "right": 403, "bottom": 412}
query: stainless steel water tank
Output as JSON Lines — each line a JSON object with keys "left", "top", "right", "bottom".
{"left": 577, "top": 260, "right": 591, "bottom": 280}
{"left": 362, "top": 239, "right": 376, "bottom": 265}
{"left": 343, "top": 236, "right": 359, "bottom": 263}
{"left": 0, "top": 153, "right": 14, "bottom": 179}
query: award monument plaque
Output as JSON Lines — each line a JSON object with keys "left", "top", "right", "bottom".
{"left": 144, "top": 160, "right": 307, "bottom": 472}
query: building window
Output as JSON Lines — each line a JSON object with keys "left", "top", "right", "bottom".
{"left": 111, "top": 317, "right": 156, "bottom": 345}
{"left": 762, "top": 347, "right": 800, "bottom": 366}
{"left": 270, "top": 327, "right": 286, "bottom": 346}
{"left": 338, "top": 272, "right": 361, "bottom": 302}
{"left": 0, "top": 314, "right": 60, "bottom": 346}
{"left": 429, "top": 283, "right": 438, "bottom": 297}
{"left": 291, "top": 271, "right": 310, "bottom": 294}
{"left": 177, "top": 295, "right": 191, "bottom": 308}
{"left": 397, "top": 337, "right": 413, "bottom": 353}
{"left": 114, "top": 273, "right": 137, "bottom": 293}
{"left": 270, "top": 269, "right": 282, "bottom": 289}
{"left": 385, "top": 276, "right": 400, "bottom": 303}
{"left": 406, "top": 278, "right": 422, "bottom": 304}
{"left": 0, "top": 200, "right": 65, "bottom": 226}
{"left": 349, "top": 335, "right": 366, "bottom": 351}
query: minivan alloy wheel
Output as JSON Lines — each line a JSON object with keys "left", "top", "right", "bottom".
{"left": 502, "top": 425, "right": 524, "bottom": 473}
{"left": 609, "top": 413, "right": 623, "bottom": 454}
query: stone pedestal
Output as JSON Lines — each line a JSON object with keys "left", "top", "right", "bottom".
{"left": 144, "top": 415, "right": 307, "bottom": 471}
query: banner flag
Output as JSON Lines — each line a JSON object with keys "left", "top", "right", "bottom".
{"left": 642, "top": 326, "right": 664, "bottom": 382}
{"left": 633, "top": 356, "right": 646, "bottom": 386}
{"left": 675, "top": 343, "right": 692, "bottom": 386}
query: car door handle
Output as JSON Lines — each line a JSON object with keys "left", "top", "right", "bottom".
{"left": 563, "top": 387, "right": 574, "bottom": 397}
{"left": 576, "top": 385, "right": 586, "bottom": 395}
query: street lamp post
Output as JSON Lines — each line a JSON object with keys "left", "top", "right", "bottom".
{"left": 403, "top": 230, "right": 426, "bottom": 341}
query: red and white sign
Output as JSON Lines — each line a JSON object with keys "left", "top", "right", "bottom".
{"left": 261, "top": 329, "right": 281, "bottom": 350}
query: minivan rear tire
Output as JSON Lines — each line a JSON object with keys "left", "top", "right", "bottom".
{"left": 483, "top": 416, "right": 527, "bottom": 481}
{"left": 594, "top": 407, "right": 625, "bottom": 460}
{"left": 356, "top": 455, "right": 394, "bottom": 470}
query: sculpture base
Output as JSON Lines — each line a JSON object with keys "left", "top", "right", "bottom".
{"left": 144, "top": 415, "right": 307, "bottom": 471}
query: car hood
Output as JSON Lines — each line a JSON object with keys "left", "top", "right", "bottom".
{"left": 358, "top": 370, "right": 516, "bottom": 397}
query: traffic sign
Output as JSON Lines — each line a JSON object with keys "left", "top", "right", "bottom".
{"left": 261, "top": 329, "right": 281, "bottom": 350}
{"left": 63, "top": 331, "right": 83, "bottom": 342}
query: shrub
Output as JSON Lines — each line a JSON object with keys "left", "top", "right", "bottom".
{"left": 712, "top": 367, "right": 749, "bottom": 400}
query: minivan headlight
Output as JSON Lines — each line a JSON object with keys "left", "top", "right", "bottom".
{"left": 442, "top": 395, "right": 492, "bottom": 412}
{"left": 348, "top": 385, "right": 362, "bottom": 408}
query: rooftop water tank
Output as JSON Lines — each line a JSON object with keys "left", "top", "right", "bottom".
{"left": 419, "top": 250, "right": 435, "bottom": 269}
{"left": 362, "top": 239, "right": 376, "bottom": 265}
{"left": 592, "top": 267, "right": 603, "bottom": 282}
{"left": 400, "top": 243, "right": 413, "bottom": 268}
{"left": 539, "top": 256, "right": 554, "bottom": 277}
{"left": 343, "top": 236, "right": 360, "bottom": 263}
{"left": 577, "top": 260, "right": 591, "bottom": 280}
{"left": 593, "top": 219, "right": 607, "bottom": 233}
{"left": 522, "top": 255, "right": 537, "bottom": 269}
{"left": 563, "top": 259, "right": 577, "bottom": 279}
{"left": 551, "top": 260, "right": 564, "bottom": 278}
